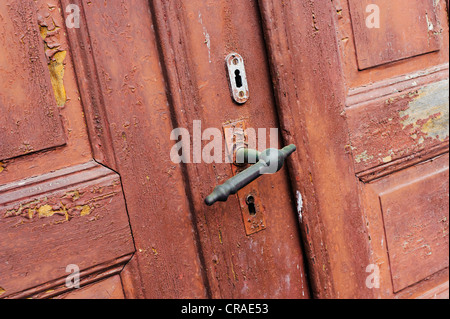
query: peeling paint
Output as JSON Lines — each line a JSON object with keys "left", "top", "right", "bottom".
{"left": 312, "top": 13, "right": 319, "bottom": 32}
{"left": 48, "top": 50, "right": 67, "bottom": 107}
{"left": 38, "top": 205, "right": 56, "bottom": 218}
{"left": 382, "top": 155, "right": 392, "bottom": 163}
{"left": 355, "top": 150, "right": 374, "bottom": 163}
{"left": 198, "top": 11, "right": 212, "bottom": 63}
{"left": 426, "top": 13, "right": 434, "bottom": 31}
{"left": 218, "top": 229, "right": 223, "bottom": 245}
{"left": 39, "top": 21, "right": 67, "bottom": 107}
{"left": 79, "top": 205, "right": 91, "bottom": 217}
{"left": 65, "top": 190, "right": 81, "bottom": 201}
{"left": 296, "top": 191, "right": 303, "bottom": 222}
{"left": 400, "top": 80, "right": 449, "bottom": 142}
{"left": 4, "top": 193, "right": 100, "bottom": 222}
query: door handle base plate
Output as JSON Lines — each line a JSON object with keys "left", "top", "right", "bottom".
{"left": 223, "top": 120, "right": 266, "bottom": 235}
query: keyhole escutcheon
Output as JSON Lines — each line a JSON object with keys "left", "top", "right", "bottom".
{"left": 226, "top": 53, "right": 249, "bottom": 104}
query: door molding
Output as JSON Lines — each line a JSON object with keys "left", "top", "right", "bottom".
{"left": 0, "top": 161, "right": 134, "bottom": 299}
{"left": 61, "top": 0, "right": 118, "bottom": 171}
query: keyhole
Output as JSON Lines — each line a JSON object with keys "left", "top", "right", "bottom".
{"left": 246, "top": 195, "right": 257, "bottom": 216}
{"left": 234, "top": 69, "right": 243, "bottom": 88}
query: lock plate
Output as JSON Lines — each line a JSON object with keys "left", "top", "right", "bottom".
{"left": 225, "top": 53, "right": 250, "bottom": 104}
{"left": 223, "top": 120, "right": 266, "bottom": 235}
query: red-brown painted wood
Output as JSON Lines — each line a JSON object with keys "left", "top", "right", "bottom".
{"left": 259, "top": 0, "right": 449, "bottom": 299}
{"left": 63, "top": 0, "right": 210, "bottom": 298}
{"left": 1, "top": 0, "right": 448, "bottom": 299}
{"left": 148, "top": 0, "right": 310, "bottom": 299}
{"left": 380, "top": 165, "right": 449, "bottom": 292}
{"left": 0, "top": 161, "right": 134, "bottom": 298}
{"left": 258, "top": 0, "right": 374, "bottom": 298}
{"left": 360, "top": 154, "right": 449, "bottom": 298}
{"left": 348, "top": 0, "right": 441, "bottom": 70}
{"left": 58, "top": 275, "right": 125, "bottom": 299}
{"left": 0, "top": 0, "right": 135, "bottom": 300}
{"left": 0, "top": 0, "right": 65, "bottom": 161}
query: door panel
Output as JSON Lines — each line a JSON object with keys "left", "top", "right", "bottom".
{"left": 60, "top": 0, "right": 310, "bottom": 299}
{"left": 336, "top": 0, "right": 449, "bottom": 89}
{"left": 347, "top": 77, "right": 449, "bottom": 178}
{"left": 347, "top": 0, "right": 441, "bottom": 70}
{"left": 0, "top": 1, "right": 66, "bottom": 161}
{"left": 360, "top": 154, "right": 449, "bottom": 297}
{"left": 0, "top": 161, "right": 133, "bottom": 298}
{"left": 335, "top": 0, "right": 449, "bottom": 298}
{"left": 0, "top": 0, "right": 135, "bottom": 299}
{"left": 258, "top": 0, "right": 449, "bottom": 299}
{"left": 380, "top": 165, "right": 448, "bottom": 293}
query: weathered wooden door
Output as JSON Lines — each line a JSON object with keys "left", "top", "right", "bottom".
{"left": 256, "top": 0, "right": 449, "bottom": 298}
{"left": 0, "top": 0, "right": 310, "bottom": 299}
{"left": 1, "top": 0, "right": 448, "bottom": 300}
{"left": 0, "top": 0, "right": 136, "bottom": 299}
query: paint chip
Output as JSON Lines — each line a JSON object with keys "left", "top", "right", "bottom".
{"left": 38, "top": 205, "right": 55, "bottom": 218}
{"left": 355, "top": 151, "right": 374, "bottom": 163}
{"left": 80, "top": 205, "right": 91, "bottom": 217}
{"left": 383, "top": 156, "right": 392, "bottom": 163}
{"left": 48, "top": 51, "right": 67, "bottom": 107}
{"left": 296, "top": 191, "right": 304, "bottom": 222}
{"left": 400, "top": 80, "right": 449, "bottom": 142}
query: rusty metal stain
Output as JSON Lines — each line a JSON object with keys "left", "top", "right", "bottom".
{"left": 223, "top": 120, "right": 267, "bottom": 236}
{"left": 400, "top": 79, "right": 449, "bottom": 142}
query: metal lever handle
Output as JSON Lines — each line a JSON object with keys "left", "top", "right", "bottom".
{"left": 205, "top": 145, "right": 297, "bottom": 206}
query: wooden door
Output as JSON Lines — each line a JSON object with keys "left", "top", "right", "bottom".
{"left": 0, "top": 0, "right": 135, "bottom": 299}
{"left": 1, "top": 0, "right": 310, "bottom": 299}
{"left": 1, "top": 0, "right": 448, "bottom": 300}
{"left": 256, "top": 0, "right": 449, "bottom": 298}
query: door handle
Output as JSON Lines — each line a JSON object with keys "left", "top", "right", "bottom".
{"left": 205, "top": 145, "right": 297, "bottom": 206}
